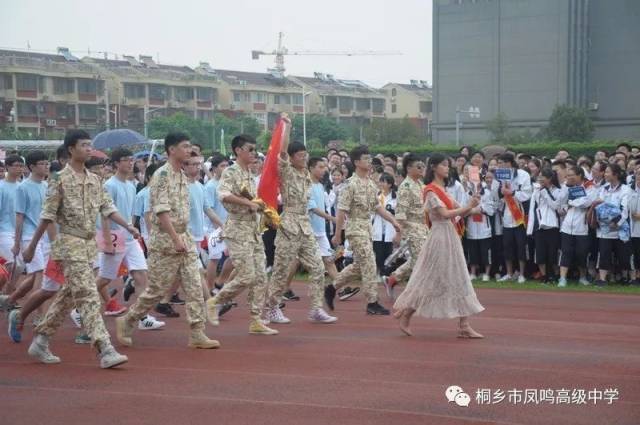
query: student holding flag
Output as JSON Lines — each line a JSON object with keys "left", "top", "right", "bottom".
{"left": 263, "top": 114, "right": 337, "bottom": 325}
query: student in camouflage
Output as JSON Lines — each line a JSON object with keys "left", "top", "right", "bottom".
{"left": 116, "top": 132, "right": 220, "bottom": 350}
{"left": 325, "top": 145, "right": 401, "bottom": 316}
{"left": 206, "top": 134, "right": 279, "bottom": 335}
{"left": 22, "top": 129, "right": 135, "bottom": 369}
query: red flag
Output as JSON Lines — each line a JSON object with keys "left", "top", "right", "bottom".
{"left": 45, "top": 259, "right": 65, "bottom": 284}
{"left": 257, "top": 119, "right": 286, "bottom": 209}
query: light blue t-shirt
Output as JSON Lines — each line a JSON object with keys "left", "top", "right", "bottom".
{"left": 15, "top": 178, "right": 47, "bottom": 240}
{"left": 102, "top": 176, "right": 136, "bottom": 241}
{"left": 189, "top": 181, "right": 210, "bottom": 241}
{"left": 308, "top": 182, "right": 327, "bottom": 235}
{"left": 0, "top": 180, "right": 18, "bottom": 234}
{"left": 134, "top": 187, "right": 150, "bottom": 239}
{"left": 204, "top": 178, "right": 228, "bottom": 226}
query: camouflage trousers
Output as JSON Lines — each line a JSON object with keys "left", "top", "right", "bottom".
{"left": 266, "top": 230, "right": 325, "bottom": 310}
{"left": 126, "top": 250, "right": 205, "bottom": 330}
{"left": 334, "top": 235, "right": 379, "bottom": 304}
{"left": 36, "top": 259, "right": 111, "bottom": 349}
{"left": 393, "top": 227, "right": 428, "bottom": 284}
{"left": 212, "top": 236, "right": 267, "bottom": 320}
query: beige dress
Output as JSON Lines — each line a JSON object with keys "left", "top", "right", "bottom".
{"left": 393, "top": 191, "right": 485, "bottom": 319}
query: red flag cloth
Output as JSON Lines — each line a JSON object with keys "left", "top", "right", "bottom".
{"left": 45, "top": 259, "right": 65, "bottom": 284}
{"left": 257, "top": 119, "right": 286, "bottom": 210}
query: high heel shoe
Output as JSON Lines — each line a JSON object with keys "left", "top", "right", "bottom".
{"left": 457, "top": 325, "right": 484, "bottom": 339}
{"left": 397, "top": 309, "right": 413, "bottom": 336}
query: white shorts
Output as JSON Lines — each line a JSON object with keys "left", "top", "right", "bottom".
{"left": 21, "top": 238, "right": 46, "bottom": 274}
{"left": 0, "top": 232, "right": 24, "bottom": 269}
{"left": 98, "top": 239, "right": 147, "bottom": 280}
{"left": 315, "top": 233, "right": 333, "bottom": 258}
{"left": 207, "top": 230, "right": 227, "bottom": 261}
{"left": 40, "top": 243, "right": 61, "bottom": 292}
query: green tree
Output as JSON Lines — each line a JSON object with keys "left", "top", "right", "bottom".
{"left": 147, "top": 112, "right": 214, "bottom": 147}
{"left": 291, "top": 114, "right": 348, "bottom": 145}
{"left": 363, "top": 117, "right": 422, "bottom": 145}
{"left": 486, "top": 112, "right": 510, "bottom": 143}
{"left": 544, "top": 105, "right": 595, "bottom": 142}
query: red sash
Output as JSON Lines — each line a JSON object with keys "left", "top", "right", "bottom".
{"left": 423, "top": 183, "right": 465, "bottom": 237}
{"left": 504, "top": 194, "right": 526, "bottom": 227}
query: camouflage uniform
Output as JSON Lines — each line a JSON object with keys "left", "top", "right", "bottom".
{"left": 35, "top": 166, "right": 117, "bottom": 349}
{"left": 266, "top": 156, "right": 325, "bottom": 310}
{"left": 210, "top": 163, "right": 267, "bottom": 320}
{"left": 124, "top": 163, "right": 206, "bottom": 330}
{"left": 334, "top": 175, "right": 380, "bottom": 303}
{"left": 392, "top": 177, "right": 428, "bottom": 283}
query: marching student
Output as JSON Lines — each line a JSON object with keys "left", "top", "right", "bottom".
{"left": 372, "top": 173, "right": 398, "bottom": 277}
{"left": 464, "top": 174, "right": 495, "bottom": 282}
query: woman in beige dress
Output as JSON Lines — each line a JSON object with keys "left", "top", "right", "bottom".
{"left": 393, "top": 153, "right": 485, "bottom": 338}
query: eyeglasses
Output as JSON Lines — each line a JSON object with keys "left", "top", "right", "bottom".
{"left": 241, "top": 146, "right": 256, "bottom": 153}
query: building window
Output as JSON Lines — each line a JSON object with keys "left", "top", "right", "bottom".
{"left": 253, "top": 112, "right": 267, "bottom": 126}
{"left": 197, "top": 87, "right": 214, "bottom": 101}
{"left": 197, "top": 110, "right": 214, "bottom": 121}
{"left": 126, "top": 108, "right": 144, "bottom": 122}
{"left": 79, "top": 104, "right": 97, "bottom": 120}
{"left": 273, "top": 94, "right": 281, "bottom": 105}
{"left": 338, "top": 97, "right": 353, "bottom": 111}
{"left": 233, "top": 92, "right": 241, "bottom": 102}
{"left": 291, "top": 94, "right": 303, "bottom": 105}
{"left": 56, "top": 104, "right": 75, "bottom": 120}
{"left": 17, "top": 101, "right": 38, "bottom": 116}
{"left": 355, "top": 98, "right": 370, "bottom": 111}
{"left": 391, "top": 104, "right": 397, "bottom": 113}
{"left": 419, "top": 101, "right": 432, "bottom": 113}
{"left": 53, "top": 78, "right": 75, "bottom": 95}
{"left": 0, "top": 74, "right": 13, "bottom": 90}
{"left": 148, "top": 84, "right": 167, "bottom": 101}
{"left": 325, "top": 96, "right": 337, "bottom": 109}
{"left": 16, "top": 74, "right": 38, "bottom": 91}
{"left": 124, "top": 84, "right": 145, "bottom": 99}
{"left": 372, "top": 98, "right": 385, "bottom": 114}
{"left": 174, "top": 86, "right": 194, "bottom": 102}
{"left": 391, "top": 88, "right": 397, "bottom": 97}
{"left": 252, "top": 92, "right": 265, "bottom": 103}
{"left": 77, "top": 78, "right": 98, "bottom": 95}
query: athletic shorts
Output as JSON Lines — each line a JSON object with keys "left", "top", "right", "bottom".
{"left": 98, "top": 239, "right": 148, "bottom": 280}
{"left": 0, "top": 232, "right": 24, "bottom": 269}
{"left": 315, "top": 233, "right": 333, "bottom": 258}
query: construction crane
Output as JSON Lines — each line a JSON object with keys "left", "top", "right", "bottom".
{"left": 251, "top": 32, "right": 401, "bottom": 76}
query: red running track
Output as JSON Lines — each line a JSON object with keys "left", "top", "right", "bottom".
{"left": 1, "top": 285, "right": 639, "bottom": 425}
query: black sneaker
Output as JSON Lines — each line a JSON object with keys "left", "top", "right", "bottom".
{"left": 324, "top": 285, "right": 337, "bottom": 311}
{"left": 594, "top": 279, "right": 607, "bottom": 287}
{"left": 123, "top": 276, "right": 135, "bottom": 302}
{"left": 630, "top": 279, "right": 640, "bottom": 287}
{"left": 155, "top": 303, "right": 180, "bottom": 318}
{"left": 279, "top": 302, "right": 286, "bottom": 310}
{"left": 219, "top": 302, "right": 234, "bottom": 317}
{"left": 283, "top": 290, "right": 300, "bottom": 301}
{"left": 338, "top": 287, "right": 360, "bottom": 301}
{"left": 109, "top": 288, "right": 118, "bottom": 298}
{"left": 170, "top": 293, "right": 185, "bottom": 305}
{"left": 366, "top": 301, "right": 390, "bottom": 315}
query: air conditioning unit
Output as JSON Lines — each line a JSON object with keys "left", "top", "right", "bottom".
{"left": 588, "top": 102, "right": 599, "bottom": 111}
{"left": 46, "top": 119, "right": 57, "bottom": 126}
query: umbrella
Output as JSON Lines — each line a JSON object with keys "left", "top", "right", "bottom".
{"left": 93, "top": 129, "right": 147, "bottom": 150}
{"left": 90, "top": 150, "right": 109, "bottom": 160}
{"left": 134, "top": 150, "right": 165, "bottom": 161}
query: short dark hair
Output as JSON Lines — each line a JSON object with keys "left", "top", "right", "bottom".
{"left": 383, "top": 153, "right": 398, "bottom": 162}
{"left": 349, "top": 145, "right": 369, "bottom": 164}
{"left": 56, "top": 144, "right": 69, "bottom": 161}
{"left": 49, "top": 161, "right": 63, "bottom": 173}
{"left": 4, "top": 154, "right": 24, "bottom": 167}
{"left": 308, "top": 156, "right": 325, "bottom": 169}
{"left": 606, "top": 163, "right": 626, "bottom": 182}
{"left": 402, "top": 153, "right": 423, "bottom": 175}
{"left": 567, "top": 164, "right": 585, "bottom": 180}
{"left": 63, "top": 129, "right": 91, "bottom": 153}
{"left": 85, "top": 157, "right": 105, "bottom": 168}
{"left": 616, "top": 143, "right": 632, "bottom": 152}
{"left": 552, "top": 159, "right": 567, "bottom": 169}
{"left": 287, "top": 141, "right": 307, "bottom": 157}
{"left": 192, "top": 143, "right": 203, "bottom": 152}
{"left": 210, "top": 155, "right": 228, "bottom": 169}
{"left": 164, "top": 132, "right": 190, "bottom": 154}
{"left": 144, "top": 162, "right": 161, "bottom": 184}
{"left": 231, "top": 134, "right": 256, "bottom": 156}
{"left": 498, "top": 153, "right": 517, "bottom": 168}
{"left": 25, "top": 150, "right": 47, "bottom": 168}
{"left": 111, "top": 147, "right": 133, "bottom": 163}
{"left": 371, "top": 157, "right": 383, "bottom": 167}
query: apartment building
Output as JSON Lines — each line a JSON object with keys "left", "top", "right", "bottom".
{"left": 382, "top": 80, "right": 432, "bottom": 135}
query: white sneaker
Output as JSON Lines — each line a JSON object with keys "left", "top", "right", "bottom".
{"left": 309, "top": 308, "right": 337, "bottom": 324}
{"left": 494, "top": 273, "right": 501, "bottom": 280}
{"left": 497, "top": 274, "right": 512, "bottom": 282}
{"left": 557, "top": 277, "right": 567, "bottom": 288}
{"left": 28, "top": 334, "right": 61, "bottom": 364}
{"left": 579, "top": 277, "right": 591, "bottom": 286}
{"left": 482, "top": 274, "right": 490, "bottom": 282}
{"left": 517, "top": 275, "right": 526, "bottom": 284}
{"left": 70, "top": 309, "right": 82, "bottom": 328}
{"left": 469, "top": 274, "right": 477, "bottom": 280}
{"left": 267, "top": 307, "right": 291, "bottom": 324}
{"left": 138, "top": 315, "right": 165, "bottom": 330}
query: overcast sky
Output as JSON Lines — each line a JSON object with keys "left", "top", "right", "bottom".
{"left": 0, "top": 0, "right": 433, "bottom": 88}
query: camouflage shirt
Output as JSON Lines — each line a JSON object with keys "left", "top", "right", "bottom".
{"left": 278, "top": 155, "right": 313, "bottom": 236}
{"left": 217, "top": 163, "right": 261, "bottom": 240}
{"left": 148, "top": 162, "right": 194, "bottom": 253}
{"left": 338, "top": 174, "right": 378, "bottom": 238}
{"left": 396, "top": 177, "right": 426, "bottom": 224}
{"left": 42, "top": 165, "right": 117, "bottom": 262}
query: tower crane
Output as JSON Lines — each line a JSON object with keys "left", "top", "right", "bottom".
{"left": 251, "top": 32, "right": 401, "bottom": 76}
